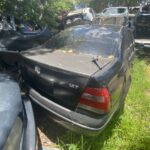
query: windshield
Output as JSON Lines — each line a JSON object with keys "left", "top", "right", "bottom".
{"left": 44, "top": 27, "right": 119, "bottom": 57}
{"left": 103, "top": 8, "right": 126, "bottom": 15}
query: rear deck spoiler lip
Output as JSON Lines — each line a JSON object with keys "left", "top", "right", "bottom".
{"left": 135, "top": 39, "right": 150, "bottom": 50}
{"left": 28, "top": 88, "right": 118, "bottom": 135}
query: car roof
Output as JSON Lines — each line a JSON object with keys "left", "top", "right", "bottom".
{"left": 68, "top": 7, "right": 91, "bottom": 16}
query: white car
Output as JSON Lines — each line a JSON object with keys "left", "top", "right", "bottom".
{"left": 97, "top": 7, "right": 129, "bottom": 17}
{"left": 67, "top": 7, "right": 95, "bottom": 22}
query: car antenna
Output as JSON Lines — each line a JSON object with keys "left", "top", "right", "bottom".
{"left": 92, "top": 56, "right": 102, "bottom": 70}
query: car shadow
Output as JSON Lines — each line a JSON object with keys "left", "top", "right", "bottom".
{"left": 58, "top": 110, "right": 124, "bottom": 150}
{"left": 33, "top": 103, "right": 68, "bottom": 148}
{"left": 33, "top": 102, "right": 123, "bottom": 150}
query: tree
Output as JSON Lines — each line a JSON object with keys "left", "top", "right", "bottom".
{"left": 0, "top": 0, "right": 73, "bottom": 29}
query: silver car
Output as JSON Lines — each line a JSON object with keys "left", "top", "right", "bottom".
{"left": 97, "top": 7, "right": 129, "bottom": 17}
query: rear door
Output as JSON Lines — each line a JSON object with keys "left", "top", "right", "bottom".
{"left": 109, "top": 28, "right": 133, "bottom": 108}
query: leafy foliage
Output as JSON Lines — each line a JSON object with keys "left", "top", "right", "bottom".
{"left": 0, "top": 0, "right": 73, "bottom": 29}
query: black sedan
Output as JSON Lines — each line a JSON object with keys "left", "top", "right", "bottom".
{"left": 0, "top": 74, "right": 37, "bottom": 149}
{"left": 20, "top": 24, "right": 135, "bottom": 135}
{"left": 134, "top": 4, "right": 150, "bottom": 52}
{"left": 134, "top": 3, "right": 150, "bottom": 38}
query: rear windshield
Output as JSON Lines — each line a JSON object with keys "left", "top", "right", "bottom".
{"left": 103, "top": 8, "right": 126, "bottom": 15}
{"left": 44, "top": 27, "right": 119, "bottom": 57}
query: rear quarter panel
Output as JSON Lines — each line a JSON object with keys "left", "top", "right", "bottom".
{"left": 92, "top": 27, "right": 134, "bottom": 112}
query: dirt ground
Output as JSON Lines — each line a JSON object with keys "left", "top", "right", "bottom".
{"left": 33, "top": 103, "right": 68, "bottom": 149}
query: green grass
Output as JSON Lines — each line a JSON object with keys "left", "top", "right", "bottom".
{"left": 58, "top": 59, "right": 150, "bottom": 150}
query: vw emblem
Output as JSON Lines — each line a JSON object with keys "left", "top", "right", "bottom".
{"left": 34, "top": 66, "right": 41, "bottom": 74}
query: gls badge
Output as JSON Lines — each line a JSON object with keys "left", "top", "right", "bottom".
{"left": 68, "top": 83, "right": 79, "bottom": 89}
{"left": 34, "top": 66, "right": 41, "bottom": 74}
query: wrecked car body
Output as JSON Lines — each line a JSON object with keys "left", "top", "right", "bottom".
{"left": 58, "top": 8, "right": 95, "bottom": 30}
{"left": 135, "top": 13, "right": 150, "bottom": 38}
{"left": 0, "top": 15, "right": 53, "bottom": 52}
{"left": 0, "top": 74, "right": 36, "bottom": 149}
{"left": 20, "top": 24, "right": 134, "bottom": 135}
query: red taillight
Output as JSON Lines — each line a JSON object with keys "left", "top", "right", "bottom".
{"left": 77, "top": 87, "right": 110, "bottom": 115}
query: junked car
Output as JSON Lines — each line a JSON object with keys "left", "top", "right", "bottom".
{"left": 67, "top": 8, "right": 95, "bottom": 22}
{"left": 58, "top": 8, "right": 95, "bottom": 30}
{"left": 128, "top": 6, "right": 140, "bottom": 30}
{"left": 134, "top": 3, "right": 150, "bottom": 53}
{"left": 134, "top": 3, "right": 150, "bottom": 38}
{"left": 0, "top": 15, "right": 53, "bottom": 52}
{"left": 20, "top": 24, "right": 134, "bottom": 135}
{"left": 97, "top": 7, "right": 129, "bottom": 18}
{"left": 0, "top": 74, "right": 37, "bottom": 149}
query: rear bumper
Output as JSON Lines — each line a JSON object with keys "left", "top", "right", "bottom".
{"left": 135, "top": 44, "right": 150, "bottom": 49}
{"left": 135, "top": 39, "right": 150, "bottom": 51}
{"left": 29, "top": 88, "right": 117, "bottom": 136}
